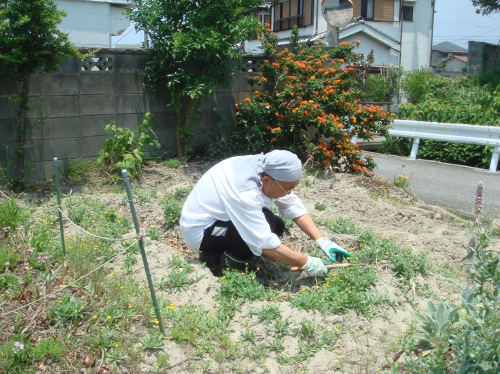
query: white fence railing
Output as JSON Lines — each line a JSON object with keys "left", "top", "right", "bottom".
{"left": 386, "top": 120, "right": 500, "bottom": 173}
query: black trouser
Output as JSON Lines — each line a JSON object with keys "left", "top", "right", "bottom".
{"left": 199, "top": 208, "right": 285, "bottom": 265}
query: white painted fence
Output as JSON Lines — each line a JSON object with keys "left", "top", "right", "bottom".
{"left": 387, "top": 120, "right": 500, "bottom": 173}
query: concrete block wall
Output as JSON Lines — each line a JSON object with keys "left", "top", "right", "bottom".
{"left": 468, "top": 41, "right": 500, "bottom": 75}
{"left": 0, "top": 49, "right": 263, "bottom": 182}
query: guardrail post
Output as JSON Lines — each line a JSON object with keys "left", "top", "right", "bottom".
{"left": 490, "top": 146, "right": 499, "bottom": 173}
{"left": 409, "top": 138, "right": 420, "bottom": 160}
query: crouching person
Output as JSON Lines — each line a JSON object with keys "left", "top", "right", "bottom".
{"left": 179, "top": 150, "right": 350, "bottom": 277}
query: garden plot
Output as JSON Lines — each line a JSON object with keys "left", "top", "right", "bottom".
{"left": 0, "top": 161, "right": 498, "bottom": 373}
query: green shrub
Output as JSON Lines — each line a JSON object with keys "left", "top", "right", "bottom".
{"left": 378, "top": 136, "right": 412, "bottom": 156}
{"left": 396, "top": 73, "right": 500, "bottom": 169}
{"left": 97, "top": 112, "right": 160, "bottom": 178}
{"left": 200, "top": 124, "right": 249, "bottom": 160}
{"left": 364, "top": 74, "right": 390, "bottom": 102}
{"left": 364, "top": 65, "right": 403, "bottom": 103}
{"left": 400, "top": 68, "right": 439, "bottom": 104}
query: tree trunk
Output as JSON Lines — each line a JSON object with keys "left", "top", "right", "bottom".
{"left": 16, "top": 72, "right": 31, "bottom": 183}
{"left": 174, "top": 96, "right": 199, "bottom": 162}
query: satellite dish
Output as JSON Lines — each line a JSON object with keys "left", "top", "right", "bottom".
{"left": 322, "top": 0, "right": 354, "bottom": 28}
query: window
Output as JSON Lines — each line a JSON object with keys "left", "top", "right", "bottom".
{"left": 353, "top": 0, "right": 393, "bottom": 22}
{"left": 361, "top": 0, "right": 374, "bottom": 20}
{"left": 273, "top": 0, "right": 313, "bottom": 32}
{"left": 403, "top": 5, "right": 413, "bottom": 21}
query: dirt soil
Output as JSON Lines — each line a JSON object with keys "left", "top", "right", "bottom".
{"left": 32, "top": 160, "right": 499, "bottom": 373}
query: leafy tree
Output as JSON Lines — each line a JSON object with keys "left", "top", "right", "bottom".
{"left": 0, "top": 0, "right": 78, "bottom": 187}
{"left": 127, "top": 0, "right": 262, "bottom": 160}
{"left": 472, "top": 0, "right": 500, "bottom": 15}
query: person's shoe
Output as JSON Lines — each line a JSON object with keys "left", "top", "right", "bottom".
{"left": 199, "top": 251, "right": 222, "bottom": 276}
{"left": 219, "top": 251, "right": 253, "bottom": 275}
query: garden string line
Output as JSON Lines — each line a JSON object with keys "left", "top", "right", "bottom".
{"left": 0, "top": 235, "right": 141, "bottom": 317}
{"left": 57, "top": 205, "right": 139, "bottom": 242}
{"left": 1, "top": 194, "right": 145, "bottom": 317}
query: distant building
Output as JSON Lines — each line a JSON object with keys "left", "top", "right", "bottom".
{"left": 55, "top": 0, "right": 132, "bottom": 48}
{"left": 431, "top": 41, "right": 468, "bottom": 73}
{"left": 244, "top": 0, "right": 436, "bottom": 72}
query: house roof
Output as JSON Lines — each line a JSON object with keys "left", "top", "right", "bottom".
{"left": 276, "top": 20, "right": 399, "bottom": 48}
{"left": 432, "top": 41, "right": 468, "bottom": 54}
{"left": 340, "top": 20, "right": 400, "bottom": 47}
{"left": 78, "top": 0, "right": 130, "bottom": 5}
{"left": 443, "top": 55, "right": 468, "bottom": 63}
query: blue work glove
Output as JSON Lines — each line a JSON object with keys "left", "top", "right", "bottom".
{"left": 315, "top": 237, "right": 351, "bottom": 263}
{"left": 300, "top": 256, "right": 328, "bottom": 277}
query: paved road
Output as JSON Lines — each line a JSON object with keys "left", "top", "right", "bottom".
{"left": 363, "top": 151, "right": 500, "bottom": 220}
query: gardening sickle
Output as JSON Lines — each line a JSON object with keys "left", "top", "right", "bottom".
{"left": 290, "top": 260, "right": 370, "bottom": 272}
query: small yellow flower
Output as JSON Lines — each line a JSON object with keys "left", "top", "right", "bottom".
{"left": 115, "top": 343, "right": 119, "bottom": 348}
{"left": 58, "top": 300, "right": 62, "bottom": 304}
{"left": 155, "top": 320, "right": 159, "bottom": 325}
{"left": 106, "top": 315, "right": 111, "bottom": 320}
{"left": 93, "top": 315, "right": 97, "bottom": 319}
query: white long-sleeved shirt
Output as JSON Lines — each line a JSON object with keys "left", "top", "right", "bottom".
{"left": 179, "top": 155, "right": 308, "bottom": 256}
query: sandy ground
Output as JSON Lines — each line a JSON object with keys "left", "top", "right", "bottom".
{"left": 58, "top": 161, "right": 499, "bottom": 373}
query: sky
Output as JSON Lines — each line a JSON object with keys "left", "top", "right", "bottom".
{"left": 433, "top": 0, "right": 500, "bottom": 48}
{"left": 112, "top": 1, "right": 500, "bottom": 49}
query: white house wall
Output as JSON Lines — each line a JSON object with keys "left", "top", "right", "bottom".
{"left": 109, "top": 5, "right": 130, "bottom": 35}
{"left": 399, "top": 0, "right": 434, "bottom": 71}
{"left": 245, "top": 0, "right": 433, "bottom": 72}
{"left": 353, "top": 34, "right": 399, "bottom": 66}
{"left": 56, "top": 0, "right": 130, "bottom": 48}
{"left": 444, "top": 59, "right": 466, "bottom": 72}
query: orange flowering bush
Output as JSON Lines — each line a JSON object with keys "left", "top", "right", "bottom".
{"left": 236, "top": 26, "right": 393, "bottom": 174}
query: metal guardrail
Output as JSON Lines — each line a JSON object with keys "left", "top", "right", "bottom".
{"left": 389, "top": 120, "right": 500, "bottom": 172}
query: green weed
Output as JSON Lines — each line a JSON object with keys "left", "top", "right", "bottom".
{"left": 164, "top": 158, "right": 180, "bottom": 169}
{"left": 0, "top": 198, "right": 28, "bottom": 233}
{"left": 160, "top": 186, "right": 193, "bottom": 228}
{"left": 141, "top": 330, "right": 165, "bottom": 350}
{"left": 393, "top": 173, "right": 410, "bottom": 189}
{"left": 63, "top": 160, "right": 95, "bottom": 185}
{"left": 314, "top": 202, "right": 326, "bottom": 211}
{"left": 97, "top": 112, "right": 160, "bottom": 178}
